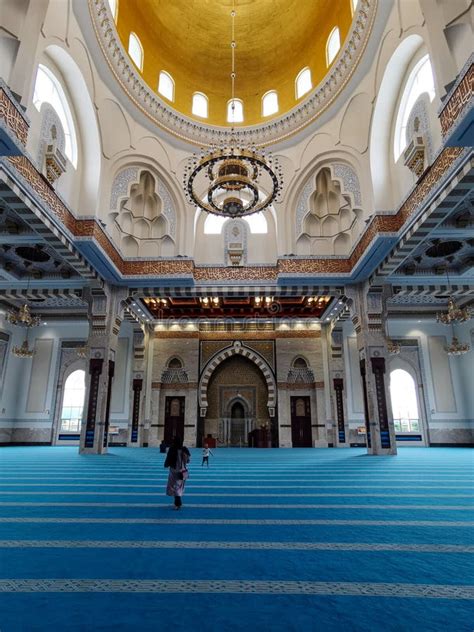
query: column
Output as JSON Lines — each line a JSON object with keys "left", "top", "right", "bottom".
{"left": 127, "top": 327, "right": 148, "bottom": 447}
{"left": 330, "top": 326, "right": 349, "bottom": 447}
{"left": 79, "top": 287, "right": 126, "bottom": 455}
{"left": 321, "top": 324, "right": 336, "bottom": 446}
{"left": 346, "top": 285, "right": 397, "bottom": 456}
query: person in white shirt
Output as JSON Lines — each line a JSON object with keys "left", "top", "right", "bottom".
{"left": 201, "top": 444, "right": 213, "bottom": 467}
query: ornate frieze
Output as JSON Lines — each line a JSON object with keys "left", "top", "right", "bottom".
{"left": 439, "top": 57, "right": 473, "bottom": 137}
{"left": 0, "top": 82, "right": 29, "bottom": 146}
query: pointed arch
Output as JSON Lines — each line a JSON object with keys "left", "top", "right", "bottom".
{"left": 199, "top": 342, "right": 276, "bottom": 412}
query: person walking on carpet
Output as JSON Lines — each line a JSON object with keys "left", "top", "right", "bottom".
{"left": 201, "top": 444, "right": 214, "bottom": 467}
{"left": 164, "top": 436, "right": 190, "bottom": 510}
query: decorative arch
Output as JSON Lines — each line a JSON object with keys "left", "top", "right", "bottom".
{"left": 199, "top": 341, "right": 276, "bottom": 413}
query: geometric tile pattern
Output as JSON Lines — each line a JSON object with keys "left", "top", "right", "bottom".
{"left": 1, "top": 540, "right": 472, "bottom": 553}
{"left": 0, "top": 579, "right": 472, "bottom": 599}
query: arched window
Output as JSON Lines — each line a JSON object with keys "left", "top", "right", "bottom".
{"left": 262, "top": 90, "right": 279, "bottom": 117}
{"left": 128, "top": 32, "right": 143, "bottom": 71}
{"left": 192, "top": 92, "right": 208, "bottom": 118}
{"left": 350, "top": 0, "right": 358, "bottom": 15}
{"left": 107, "top": 0, "right": 118, "bottom": 21}
{"left": 168, "top": 357, "right": 183, "bottom": 369}
{"left": 227, "top": 98, "right": 244, "bottom": 123}
{"left": 389, "top": 369, "right": 420, "bottom": 432}
{"left": 393, "top": 54, "right": 435, "bottom": 161}
{"left": 293, "top": 357, "right": 308, "bottom": 368}
{"left": 245, "top": 212, "right": 268, "bottom": 234}
{"left": 295, "top": 67, "right": 312, "bottom": 99}
{"left": 326, "top": 27, "right": 341, "bottom": 66}
{"left": 60, "top": 369, "right": 86, "bottom": 432}
{"left": 158, "top": 71, "right": 175, "bottom": 102}
{"left": 203, "top": 212, "right": 268, "bottom": 235}
{"left": 33, "top": 64, "right": 78, "bottom": 168}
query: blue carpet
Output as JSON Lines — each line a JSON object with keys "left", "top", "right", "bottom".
{"left": 0, "top": 447, "right": 473, "bottom": 631}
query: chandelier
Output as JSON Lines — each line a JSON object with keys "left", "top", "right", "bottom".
{"left": 12, "top": 338, "right": 34, "bottom": 359}
{"left": 6, "top": 302, "right": 41, "bottom": 328}
{"left": 445, "top": 335, "right": 470, "bottom": 356}
{"left": 386, "top": 339, "right": 401, "bottom": 355}
{"left": 436, "top": 296, "right": 471, "bottom": 325}
{"left": 183, "top": 2, "right": 282, "bottom": 218}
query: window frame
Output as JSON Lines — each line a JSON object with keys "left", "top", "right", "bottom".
{"left": 326, "top": 26, "right": 341, "bottom": 67}
{"left": 192, "top": 91, "right": 209, "bottom": 118}
{"left": 227, "top": 98, "right": 244, "bottom": 123}
{"left": 262, "top": 90, "right": 279, "bottom": 117}
{"left": 32, "top": 64, "right": 78, "bottom": 168}
{"left": 158, "top": 70, "right": 175, "bottom": 102}
{"left": 295, "top": 67, "right": 312, "bottom": 100}
{"left": 128, "top": 32, "right": 144, "bottom": 72}
{"left": 393, "top": 54, "right": 435, "bottom": 162}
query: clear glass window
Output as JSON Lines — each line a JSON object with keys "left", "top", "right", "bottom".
{"left": 60, "top": 369, "right": 86, "bottom": 433}
{"left": 192, "top": 92, "right": 208, "bottom": 118}
{"left": 390, "top": 369, "right": 420, "bottom": 433}
{"left": 227, "top": 99, "right": 244, "bottom": 123}
{"left": 128, "top": 32, "right": 143, "bottom": 71}
{"left": 296, "top": 67, "right": 312, "bottom": 99}
{"left": 326, "top": 27, "right": 341, "bottom": 66}
{"left": 262, "top": 91, "right": 279, "bottom": 117}
{"left": 393, "top": 54, "right": 435, "bottom": 161}
{"left": 33, "top": 64, "right": 78, "bottom": 168}
{"left": 158, "top": 71, "right": 175, "bottom": 102}
{"left": 107, "top": 0, "right": 118, "bottom": 21}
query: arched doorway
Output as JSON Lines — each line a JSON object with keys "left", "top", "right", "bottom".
{"left": 57, "top": 369, "right": 86, "bottom": 443}
{"left": 389, "top": 368, "right": 421, "bottom": 439}
{"left": 230, "top": 401, "right": 246, "bottom": 446}
{"left": 204, "top": 354, "right": 270, "bottom": 446}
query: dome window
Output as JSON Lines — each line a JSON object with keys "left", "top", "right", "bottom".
{"left": 227, "top": 99, "right": 244, "bottom": 123}
{"left": 33, "top": 64, "right": 78, "bottom": 168}
{"left": 296, "top": 67, "right": 312, "bottom": 99}
{"left": 107, "top": 0, "right": 118, "bottom": 21}
{"left": 192, "top": 92, "right": 208, "bottom": 118}
{"left": 158, "top": 71, "right": 175, "bottom": 102}
{"left": 262, "top": 90, "right": 279, "bottom": 117}
{"left": 393, "top": 54, "right": 435, "bottom": 161}
{"left": 326, "top": 27, "right": 341, "bottom": 66}
{"left": 128, "top": 32, "right": 143, "bottom": 71}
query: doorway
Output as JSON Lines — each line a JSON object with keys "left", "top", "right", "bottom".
{"left": 164, "top": 396, "right": 185, "bottom": 445}
{"left": 56, "top": 369, "right": 86, "bottom": 444}
{"left": 389, "top": 369, "right": 423, "bottom": 442}
{"left": 230, "top": 401, "right": 246, "bottom": 446}
{"left": 290, "top": 396, "right": 312, "bottom": 447}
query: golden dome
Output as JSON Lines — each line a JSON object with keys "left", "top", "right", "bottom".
{"left": 116, "top": 0, "right": 354, "bottom": 127}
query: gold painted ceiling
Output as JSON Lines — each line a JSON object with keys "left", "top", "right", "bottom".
{"left": 116, "top": 0, "right": 353, "bottom": 126}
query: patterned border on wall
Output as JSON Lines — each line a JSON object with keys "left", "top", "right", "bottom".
{"left": 439, "top": 57, "right": 473, "bottom": 137}
{"left": 0, "top": 81, "right": 29, "bottom": 146}
{"left": 0, "top": 89, "right": 469, "bottom": 284}
{"left": 199, "top": 341, "right": 276, "bottom": 411}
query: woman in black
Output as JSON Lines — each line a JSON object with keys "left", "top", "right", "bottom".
{"left": 164, "top": 436, "right": 190, "bottom": 509}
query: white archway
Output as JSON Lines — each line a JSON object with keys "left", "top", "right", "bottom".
{"left": 389, "top": 368, "right": 420, "bottom": 433}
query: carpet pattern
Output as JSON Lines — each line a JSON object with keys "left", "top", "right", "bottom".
{"left": 0, "top": 446, "right": 472, "bottom": 631}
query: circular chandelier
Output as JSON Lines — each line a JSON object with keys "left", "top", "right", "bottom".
{"left": 183, "top": 3, "right": 282, "bottom": 218}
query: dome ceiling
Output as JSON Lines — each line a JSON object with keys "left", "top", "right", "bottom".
{"left": 116, "top": 0, "right": 353, "bottom": 126}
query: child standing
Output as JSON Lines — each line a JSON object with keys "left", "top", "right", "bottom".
{"left": 201, "top": 444, "right": 213, "bottom": 467}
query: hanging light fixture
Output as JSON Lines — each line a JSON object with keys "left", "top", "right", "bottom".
{"left": 436, "top": 268, "right": 472, "bottom": 325}
{"left": 436, "top": 296, "right": 471, "bottom": 325}
{"left": 12, "top": 328, "right": 35, "bottom": 359}
{"left": 445, "top": 335, "right": 470, "bottom": 356}
{"left": 6, "top": 276, "right": 42, "bottom": 328}
{"left": 6, "top": 302, "right": 41, "bottom": 328}
{"left": 183, "top": 1, "right": 282, "bottom": 218}
{"left": 445, "top": 320, "right": 470, "bottom": 356}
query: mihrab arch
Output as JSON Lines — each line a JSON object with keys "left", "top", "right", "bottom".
{"left": 199, "top": 341, "right": 276, "bottom": 415}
